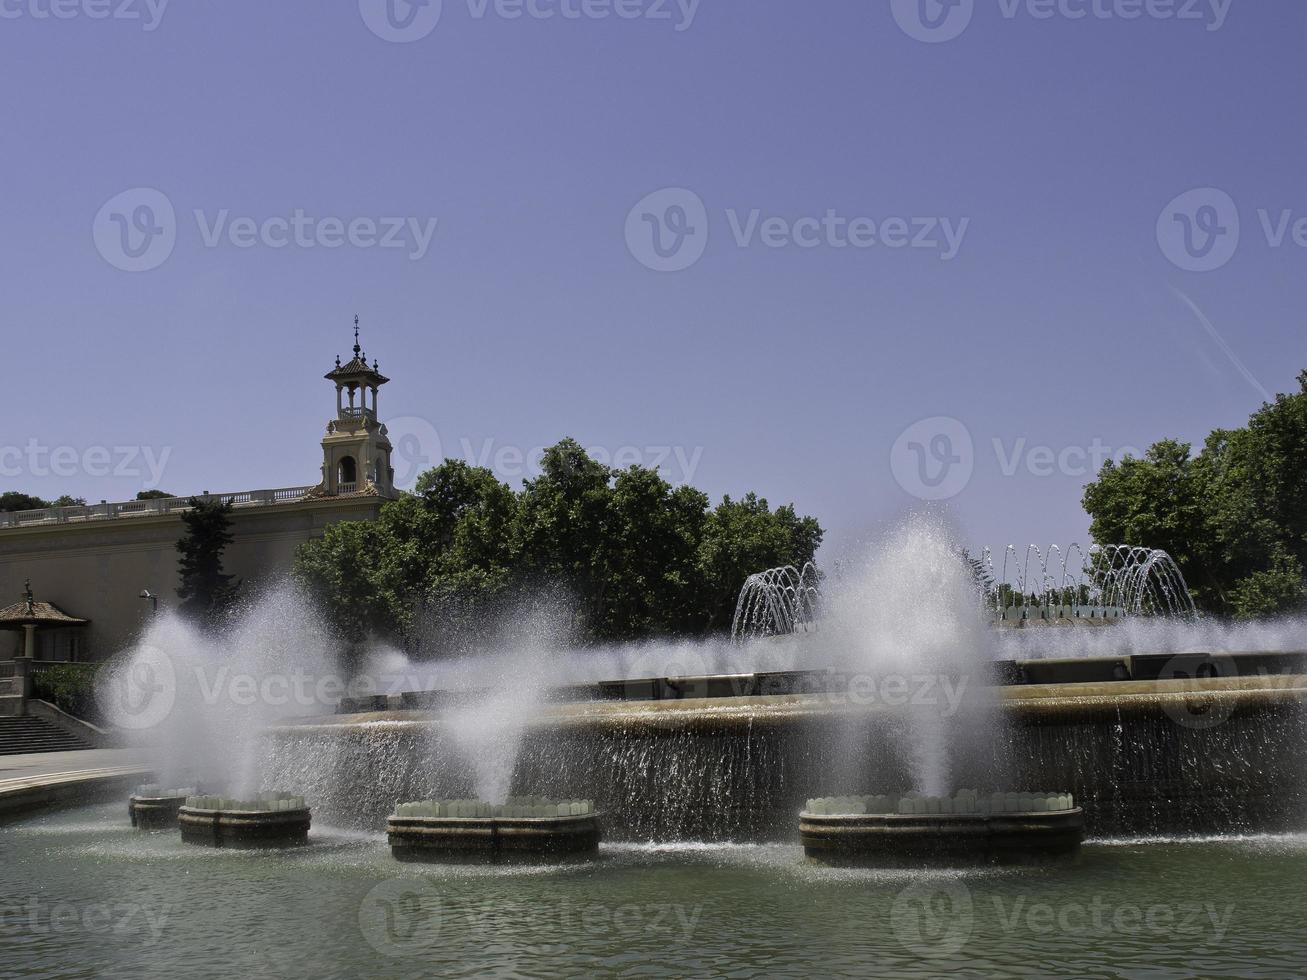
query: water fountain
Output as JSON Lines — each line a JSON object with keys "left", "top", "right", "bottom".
{"left": 731, "top": 563, "right": 822, "bottom": 640}
{"left": 387, "top": 796, "right": 600, "bottom": 863}
{"left": 982, "top": 543, "right": 1197, "bottom": 623}
{"left": 799, "top": 789, "right": 1084, "bottom": 866}
{"left": 178, "top": 792, "right": 311, "bottom": 848}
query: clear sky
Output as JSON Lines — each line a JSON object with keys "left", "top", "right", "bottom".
{"left": 3, "top": 0, "right": 1304, "bottom": 558}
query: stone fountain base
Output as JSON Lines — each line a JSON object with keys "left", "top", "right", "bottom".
{"left": 178, "top": 794, "right": 311, "bottom": 848}
{"left": 801, "top": 792, "right": 1084, "bottom": 866}
{"left": 128, "top": 795, "right": 189, "bottom": 830}
{"left": 388, "top": 799, "right": 600, "bottom": 863}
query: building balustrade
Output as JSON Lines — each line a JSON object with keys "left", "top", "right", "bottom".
{"left": 0, "top": 486, "right": 323, "bottom": 530}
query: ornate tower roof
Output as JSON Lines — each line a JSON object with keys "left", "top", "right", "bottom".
{"left": 326, "top": 315, "right": 389, "bottom": 386}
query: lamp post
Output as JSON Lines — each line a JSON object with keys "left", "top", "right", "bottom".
{"left": 139, "top": 590, "right": 159, "bottom": 615}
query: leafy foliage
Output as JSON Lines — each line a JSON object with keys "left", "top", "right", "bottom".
{"left": 0, "top": 492, "right": 86, "bottom": 511}
{"left": 32, "top": 663, "right": 103, "bottom": 722}
{"left": 176, "top": 497, "right": 241, "bottom": 628}
{"left": 1083, "top": 372, "right": 1307, "bottom": 618}
{"left": 294, "top": 438, "right": 823, "bottom": 652}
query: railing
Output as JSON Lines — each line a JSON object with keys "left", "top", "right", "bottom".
{"left": 337, "top": 482, "right": 358, "bottom": 494}
{"left": 338, "top": 407, "right": 375, "bottom": 421}
{"left": 0, "top": 486, "right": 320, "bottom": 530}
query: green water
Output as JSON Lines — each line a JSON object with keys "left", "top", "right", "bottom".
{"left": 3, "top": 804, "right": 1306, "bottom": 978}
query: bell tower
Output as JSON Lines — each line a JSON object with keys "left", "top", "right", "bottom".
{"left": 318, "top": 316, "right": 397, "bottom": 498}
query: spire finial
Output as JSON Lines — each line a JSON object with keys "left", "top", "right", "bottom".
{"left": 353, "top": 315, "right": 361, "bottom": 358}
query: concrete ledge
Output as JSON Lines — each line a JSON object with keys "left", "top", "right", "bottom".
{"left": 0, "top": 765, "right": 151, "bottom": 822}
{"left": 286, "top": 673, "right": 1307, "bottom": 737}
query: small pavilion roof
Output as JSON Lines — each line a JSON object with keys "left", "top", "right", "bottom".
{"left": 326, "top": 316, "right": 389, "bottom": 386}
{"left": 0, "top": 581, "right": 89, "bottom": 630}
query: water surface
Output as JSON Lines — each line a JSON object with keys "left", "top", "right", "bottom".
{"left": 3, "top": 804, "right": 1305, "bottom": 978}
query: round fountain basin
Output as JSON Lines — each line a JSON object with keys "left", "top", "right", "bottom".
{"left": 128, "top": 795, "right": 189, "bottom": 830}
{"left": 800, "top": 807, "right": 1084, "bottom": 866}
{"left": 178, "top": 806, "right": 311, "bottom": 849}
{"left": 388, "top": 813, "right": 602, "bottom": 864}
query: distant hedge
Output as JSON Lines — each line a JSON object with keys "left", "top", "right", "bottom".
{"left": 32, "top": 663, "right": 103, "bottom": 723}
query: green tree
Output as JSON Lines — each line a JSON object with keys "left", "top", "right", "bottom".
{"left": 696, "top": 493, "right": 824, "bottom": 631}
{"left": 0, "top": 492, "right": 50, "bottom": 512}
{"left": 293, "top": 519, "right": 392, "bottom": 644}
{"left": 176, "top": 497, "right": 241, "bottom": 627}
{"left": 136, "top": 490, "right": 173, "bottom": 500}
{"left": 0, "top": 492, "right": 84, "bottom": 511}
{"left": 1083, "top": 372, "right": 1307, "bottom": 618}
{"left": 293, "top": 439, "right": 824, "bottom": 651}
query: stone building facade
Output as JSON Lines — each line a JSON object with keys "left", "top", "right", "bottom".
{"left": 0, "top": 323, "right": 401, "bottom": 662}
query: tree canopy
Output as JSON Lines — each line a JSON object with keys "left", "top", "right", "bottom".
{"left": 294, "top": 438, "right": 823, "bottom": 653}
{"left": 1082, "top": 372, "right": 1307, "bottom": 619}
{"left": 0, "top": 492, "right": 86, "bottom": 512}
{"left": 176, "top": 497, "right": 241, "bottom": 627}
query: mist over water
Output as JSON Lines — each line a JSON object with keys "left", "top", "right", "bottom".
{"left": 437, "top": 600, "right": 576, "bottom": 805}
{"left": 98, "top": 585, "right": 340, "bottom": 796}
{"left": 808, "top": 515, "right": 1003, "bottom": 796}
{"left": 97, "top": 516, "right": 1306, "bottom": 830}
{"left": 995, "top": 613, "right": 1307, "bottom": 661}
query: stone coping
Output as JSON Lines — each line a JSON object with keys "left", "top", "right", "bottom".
{"left": 0, "top": 765, "right": 151, "bottom": 820}
{"left": 277, "top": 673, "right": 1307, "bottom": 736}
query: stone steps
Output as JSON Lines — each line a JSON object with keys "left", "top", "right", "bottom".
{"left": 0, "top": 717, "right": 91, "bottom": 755}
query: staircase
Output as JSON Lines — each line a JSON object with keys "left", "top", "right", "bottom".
{"left": 0, "top": 716, "right": 91, "bottom": 756}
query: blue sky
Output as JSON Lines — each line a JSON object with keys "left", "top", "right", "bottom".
{"left": 3, "top": 0, "right": 1304, "bottom": 557}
